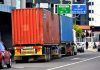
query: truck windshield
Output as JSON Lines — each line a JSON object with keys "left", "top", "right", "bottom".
{"left": 0, "top": 42, "right": 5, "bottom": 51}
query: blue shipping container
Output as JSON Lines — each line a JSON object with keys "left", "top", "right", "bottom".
{"left": 0, "top": 4, "right": 15, "bottom": 13}
{"left": 60, "top": 15, "right": 73, "bottom": 42}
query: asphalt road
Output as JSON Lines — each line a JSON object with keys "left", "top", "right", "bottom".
{"left": 2, "top": 50, "right": 100, "bottom": 70}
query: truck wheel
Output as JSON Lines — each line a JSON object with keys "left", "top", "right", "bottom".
{"left": 0, "top": 60, "right": 5, "bottom": 69}
{"left": 7, "top": 58, "right": 12, "bottom": 68}
{"left": 71, "top": 51, "right": 74, "bottom": 56}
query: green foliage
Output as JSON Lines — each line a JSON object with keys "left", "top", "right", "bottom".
{"left": 73, "top": 24, "right": 83, "bottom": 37}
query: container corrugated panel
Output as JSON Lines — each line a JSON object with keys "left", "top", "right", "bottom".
{"left": 43, "top": 10, "right": 60, "bottom": 44}
{"left": 60, "top": 15, "right": 73, "bottom": 42}
{"left": 12, "top": 8, "right": 60, "bottom": 45}
{"left": 0, "top": 4, "right": 15, "bottom": 13}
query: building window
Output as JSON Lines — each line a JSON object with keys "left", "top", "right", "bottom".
{"left": 88, "top": 2, "right": 94, "bottom": 5}
{"left": 88, "top": 18, "right": 94, "bottom": 21}
{"left": 92, "top": 18, "right": 94, "bottom": 21}
{"left": 92, "top": 10, "right": 94, "bottom": 13}
{"left": 89, "top": 10, "right": 94, "bottom": 13}
{"left": 88, "top": 2, "right": 91, "bottom": 5}
{"left": 91, "top": 2, "right": 94, "bottom": 5}
{"left": 88, "top": 18, "right": 91, "bottom": 21}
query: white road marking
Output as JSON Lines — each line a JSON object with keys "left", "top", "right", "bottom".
{"left": 71, "top": 58, "right": 80, "bottom": 60}
{"left": 13, "top": 67, "right": 25, "bottom": 69}
{"left": 46, "top": 56, "right": 100, "bottom": 70}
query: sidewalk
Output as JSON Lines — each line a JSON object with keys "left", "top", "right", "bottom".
{"left": 85, "top": 47, "right": 97, "bottom": 52}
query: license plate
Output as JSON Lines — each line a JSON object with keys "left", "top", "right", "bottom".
{"left": 21, "top": 50, "right": 35, "bottom": 54}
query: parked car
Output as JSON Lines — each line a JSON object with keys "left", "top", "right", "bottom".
{"left": 0, "top": 41, "right": 12, "bottom": 69}
{"left": 77, "top": 42, "right": 84, "bottom": 52}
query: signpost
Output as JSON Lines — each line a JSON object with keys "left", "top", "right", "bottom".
{"left": 57, "top": 4, "right": 71, "bottom": 15}
{"left": 72, "top": 4, "right": 87, "bottom": 14}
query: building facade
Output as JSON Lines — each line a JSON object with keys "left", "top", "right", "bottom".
{"left": 88, "top": 0, "right": 100, "bottom": 41}
{"left": 88, "top": 0, "right": 100, "bottom": 27}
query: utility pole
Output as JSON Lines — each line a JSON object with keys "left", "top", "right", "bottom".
{"left": 60, "top": 0, "right": 63, "bottom": 4}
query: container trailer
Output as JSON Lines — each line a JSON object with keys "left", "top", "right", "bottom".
{"left": 12, "top": 8, "right": 61, "bottom": 62}
{"left": 59, "top": 15, "right": 77, "bottom": 56}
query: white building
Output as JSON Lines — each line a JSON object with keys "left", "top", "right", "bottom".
{"left": 89, "top": 0, "right": 100, "bottom": 26}
{"left": 3, "top": 0, "right": 26, "bottom": 9}
{"left": 88, "top": 0, "right": 100, "bottom": 43}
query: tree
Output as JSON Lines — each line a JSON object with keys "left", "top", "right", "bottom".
{"left": 73, "top": 24, "right": 83, "bottom": 37}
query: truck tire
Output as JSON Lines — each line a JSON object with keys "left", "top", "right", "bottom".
{"left": 7, "top": 58, "right": 12, "bottom": 68}
{"left": 70, "top": 50, "right": 74, "bottom": 56}
{"left": 0, "top": 60, "right": 5, "bottom": 69}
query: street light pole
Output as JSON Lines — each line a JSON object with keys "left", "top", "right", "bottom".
{"left": 60, "top": 0, "right": 63, "bottom": 4}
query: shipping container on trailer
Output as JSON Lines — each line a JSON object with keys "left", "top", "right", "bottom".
{"left": 60, "top": 15, "right": 73, "bottom": 42}
{"left": 12, "top": 8, "right": 60, "bottom": 45}
{"left": 59, "top": 15, "right": 77, "bottom": 56}
{"left": 12, "top": 8, "right": 60, "bottom": 62}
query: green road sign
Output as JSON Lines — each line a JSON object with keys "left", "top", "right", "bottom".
{"left": 57, "top": 4, "right": 71, "bottom": 15}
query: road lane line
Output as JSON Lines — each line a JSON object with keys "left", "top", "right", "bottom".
{"left": 71, "top": 58, "right": 80, "bottom": 60}
{"left": 13, "top": 67, "right": 25, "bottom": 69}
{"left": 46, "top": 56, "right": 100, "bottom": 70}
